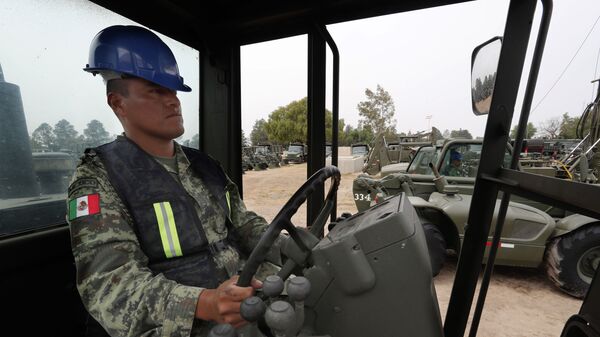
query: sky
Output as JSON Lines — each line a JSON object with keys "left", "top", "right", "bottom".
{"left": 1, "top": 0, "right": 600, "bottom": 141}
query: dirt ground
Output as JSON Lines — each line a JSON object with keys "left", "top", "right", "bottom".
{"left": 243, "top": 163, "right": 582, "bottom": 337}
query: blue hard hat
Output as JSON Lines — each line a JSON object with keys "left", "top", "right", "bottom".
{"left": 450, "top": 150, "right": 462, "bottom": 161}
{"left": 84, "top": 25, "right": 191, "bottom": 92}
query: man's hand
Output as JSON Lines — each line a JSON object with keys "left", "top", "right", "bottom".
{"left": 195, "top": 275, "right": 262, "bottom": 328}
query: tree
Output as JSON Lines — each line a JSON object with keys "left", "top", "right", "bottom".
{"left": 450, "top": 129, "right": 473, "bottom": 139}
{"left": 538, "top": 117, "right": 561, "bottom": 139}
{"left": 188, "top": 134, "right": 199, "bottom": 149}
{"left": 53, "top": 119, "right": 79, "bottom": 152}
{"left": 264, "top": 98, "right": 308, "bottom": 144}
{"left": 84, "top": 119, "right": 112, "bottom": 147}
{"left": 241, "top": 129, "right": 249, "bottom": 147}
{"left": 341, "top": 125, "right": 374, "bottom": 146}
{"left": 559, "top": 113, "right": 580, "bottom": 139}
{"left": 510, "top": 122, "right": 537, "bottom": 139}
{"left": 263, "top": 97, "right": 335, "bottom": 145}
{"left": 325, "top": 112, "right": 345, "bottom": 144}
{"left": 442, "top": 129, "right": 450, "bottom": 138}
{"left": 357, "top": 85, "right": 397, "bottom": 136}
{"left": 31, "top": 122, "right": 56, "bottom": 151}
{"left": 250, "top": 119, "right": 269, "bottom": 145}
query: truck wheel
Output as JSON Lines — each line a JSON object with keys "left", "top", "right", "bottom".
{"left": 545, "top": 225, "right": 600, "bottom": 298}
{"left": 423, "top": 223, "right": 446, "bottom": 277}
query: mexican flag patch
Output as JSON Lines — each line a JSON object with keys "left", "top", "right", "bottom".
{"left": 68, "top": 194, "right": 100, "bottom": 220}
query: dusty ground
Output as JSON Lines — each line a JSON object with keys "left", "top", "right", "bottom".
{"left": 243, "top": 163, "right": 582, "bottom": 337}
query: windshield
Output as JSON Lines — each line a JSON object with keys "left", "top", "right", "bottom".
{"left": 288, "top": 145, "right": 303, "bottom": 153}
{"left": 407, "top": 146, "right": 440, "bottom": 175}
{"left": 0, "top": 2, "right": 200, "bottom": 238}
{"left": 255, "top": 146, "right": 268, "bottom": 154}
{"left": 438, "top": 143, "right": 511, "bottom": 177}
{"left": 439, "top": 144, "right": 482, "bottom": 177}
{"left": 351, "top": 145, "right": 368, "bottom": 155}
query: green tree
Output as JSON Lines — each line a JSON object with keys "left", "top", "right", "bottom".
{"left": 264, "top": 97, "right": 335, "bottom": 145}
{"left": 357, "top": 85, "right": 397, "bottom": 136}
{"left": 325, "top": 112, "right": 345, "bottom": 144}
{"left": 54, "top": 119, "right": 79, "bottom": 152}
{"left": 509, "top": 122, "right": 537, "bottom": 139}
{"left": 559, "top": 113, "right": 580, "bottom": 139}
{"left": 84, "top": 119, "right": 112, "bottom": 147}
{"left": 342, "top": 125, "right": 374, "bottom": 146}
{"left": 335, "top": 118, "right": 347, "bottom": 145}
{"left": 265, "top": 98, "right": 308, "bottom": 144}
{"left": 250, "top": 119, "right": 269, "bottom": 145}
{"left": 450, "top": 129, "right": 473, "bottom": 139}
{"left": 31, "top": 122, "right": 56, "bottom": 151}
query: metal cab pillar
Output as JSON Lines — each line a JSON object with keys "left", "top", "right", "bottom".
{"left": 307, "top": 29, "right": 327, "bottom": 228}
{"left": 199, "top": 43, "right": 244, "bottom": 195}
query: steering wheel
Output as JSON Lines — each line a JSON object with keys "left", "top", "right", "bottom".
{"left": 237, "top": 166, "right": 341, "bottom": 287}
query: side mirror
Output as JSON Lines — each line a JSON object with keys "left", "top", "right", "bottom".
{"left": 471, "top": 36, "right": 502, "bottom": 115}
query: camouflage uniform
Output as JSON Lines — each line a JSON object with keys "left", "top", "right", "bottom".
{"left": 68, "top": 140, "right": 272, "bottom": 337}
{"left": 441, "top": 164, "right": 463, "bottom": 177}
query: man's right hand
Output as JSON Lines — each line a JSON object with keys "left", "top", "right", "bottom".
{"left": 195, "top": 275, "right": 262, "bottom": 328}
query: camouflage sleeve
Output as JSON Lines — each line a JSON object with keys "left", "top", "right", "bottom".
{"left": 68, "top": 155, "right": 201, "bottom": 337}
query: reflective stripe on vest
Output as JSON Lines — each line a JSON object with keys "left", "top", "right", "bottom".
{"left": 153, "top": 201, "right": 183, "bottom": 258}
{"left": 225, "top": 191, "right": 231, "bottom": 219}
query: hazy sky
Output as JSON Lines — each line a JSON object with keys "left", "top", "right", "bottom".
{"left": 2, "top": 0, "right": 600, "bottom": 140}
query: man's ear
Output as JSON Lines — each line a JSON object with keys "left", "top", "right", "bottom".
{"left": 107, "top": 92, "right": 125, "bottom": 117}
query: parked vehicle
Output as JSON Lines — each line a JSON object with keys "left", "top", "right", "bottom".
{"left": 282, "top": 143, "right": 307, "bottom": 164}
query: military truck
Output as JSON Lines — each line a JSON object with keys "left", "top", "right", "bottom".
{"left": 282, "top": 142, "right": 307, "bottom": 164}
{"left": 255, "top": 144, "right": 282, "bottom": 169}
{"left": 2, "top": 1, "right": 600, "bottom": 337}
{"left": 350, "top": 142, "right": 369, "bottom": 157}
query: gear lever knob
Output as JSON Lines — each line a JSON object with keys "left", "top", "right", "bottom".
{"left": 241, "top": 296, "right": 267, "bottom": 322}
{"left": 265, "top": 301, "right": 295, "bottom": 337}
{"left": 208, "top": 324, "right": 238, "bottom": 337}
{"left": 263, "top": 275, "right": 285, "bottom": 298}
{"left": 286, "top": 277, "right": 311, "bottom": 302}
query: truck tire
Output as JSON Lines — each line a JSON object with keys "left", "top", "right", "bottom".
{"left": 545, "top": 225, "right": 600, "bottom": 298}
{"left": 423, "top": 223, "right": 446, "bottom": 277}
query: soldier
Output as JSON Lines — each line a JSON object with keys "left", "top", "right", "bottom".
{"left": 67, "top": 25, "right": 275, "bottom": 337}
{"left": 441, "top": 149, "right": 464, "bottom": 177}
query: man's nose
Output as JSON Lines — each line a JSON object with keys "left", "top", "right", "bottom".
{"left": 165, "top": 90, "right": 180, "bottom": 107}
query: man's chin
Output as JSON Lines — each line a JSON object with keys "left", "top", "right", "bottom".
{"left": 174, "top": 128, "right": 185, "bottom": 139}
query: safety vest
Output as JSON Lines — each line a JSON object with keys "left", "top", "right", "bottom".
{"left": 93, "top": 137, "right": 236, "bottom": 289}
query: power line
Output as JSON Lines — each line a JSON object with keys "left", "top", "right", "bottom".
{"left": 531, "top": 13, "right": 600, "bottom": 113}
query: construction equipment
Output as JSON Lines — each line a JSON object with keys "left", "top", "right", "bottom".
{"left": 362, "top": 128, "right": 439, "bottom": 175}
{"left": 2, "top": 1, "right": 599, "bottom": 337}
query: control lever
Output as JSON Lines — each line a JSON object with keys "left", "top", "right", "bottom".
{"left": 263, "top": 275, "right": 285, "bottom": 298}
{"left": 208, "top": 323, "right": 238, "bottom": 337}
{"left": 286, "top": 277, "right": 311, "bottom": 335}
{"left": 240, "top": 296, "right": 267, "bottom": 337}
{"left": 428, "top": 162, "right": 449, "bottom": 193}
{"left": 265, "top": 301, "right": 295, "bottom": 337}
